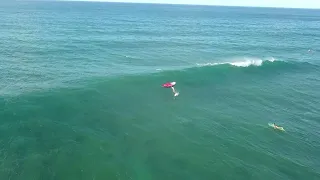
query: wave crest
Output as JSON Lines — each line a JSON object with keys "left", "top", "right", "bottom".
{"left": 196, "top": 57, "right": 276, "bottom": 67}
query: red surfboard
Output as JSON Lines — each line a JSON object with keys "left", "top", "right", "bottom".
{"left": 162, "top": 82, "right": 176, "bottom": 88}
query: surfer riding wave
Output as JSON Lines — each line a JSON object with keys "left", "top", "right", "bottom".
{"left": 162, "top": 82, "right": 179, "bottom": 97}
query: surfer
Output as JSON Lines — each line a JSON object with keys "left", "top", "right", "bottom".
{"left": 162, "top": 82, "right": 179, "bottom": 97}
{"left": 273, "top": 123, "right": 280, "bottom": 129}
{"left": 271, "top": 123, "right": 284, "bottom": 131}
{"left": 171, "top": 86, "right": 177, "bottom": 94}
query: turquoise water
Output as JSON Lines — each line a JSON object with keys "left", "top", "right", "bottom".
{"left": 1, "top": 1, "right": 320, "bottom": 179}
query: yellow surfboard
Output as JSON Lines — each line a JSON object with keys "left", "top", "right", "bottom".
{"left": 268, "top": 123, "right": 285, "bottom": 131}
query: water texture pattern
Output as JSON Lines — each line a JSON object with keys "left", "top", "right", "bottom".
{"left": 1, "top": 1, "right": 320, "bottom": 180}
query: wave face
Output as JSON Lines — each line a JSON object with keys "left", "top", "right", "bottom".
{"left": 1, "top": 56, "right": 320, "bottom": 180}
{"left": 1, "top": 2, "right": 320, "bottom": 180}
{"left": 1, "top": 56, "right": 318, "bottom": 97}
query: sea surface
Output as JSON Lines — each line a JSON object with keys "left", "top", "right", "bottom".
{"left": 1, "top": 1, "right": 320, "bottom": 180}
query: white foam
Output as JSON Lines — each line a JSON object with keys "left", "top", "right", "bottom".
{"left": 196, "top": 57, "right": 277, "bottom": 68}
{"left": 268, "top": 57, "right": 276, "bottom": 62}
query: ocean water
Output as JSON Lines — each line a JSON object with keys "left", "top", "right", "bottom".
{"left": 1, "top": 1, "right": 320, "bottom": 180}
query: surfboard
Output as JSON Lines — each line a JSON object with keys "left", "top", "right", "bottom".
{"left": 162, "top": 81, "right": 176, "bottom": 88}
{"left": 174, "top": 92, "right": 179, "bottom": 97}
{"left": 268, "top": 123, "right": 285, "bottom": 131}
